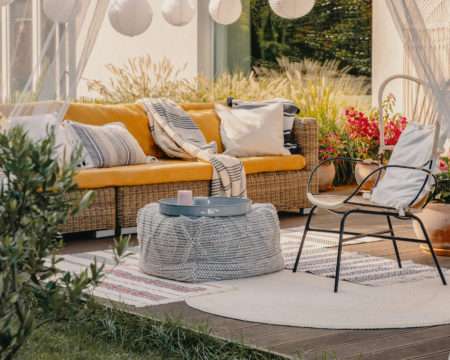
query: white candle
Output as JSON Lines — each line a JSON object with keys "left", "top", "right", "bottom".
{"left": 177, "top": 190, "right": 193, "bottom": 205}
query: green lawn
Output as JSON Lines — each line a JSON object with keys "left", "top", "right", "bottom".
{"left": 19, "top": 320, "right": 166, "bottom": 360}
{"left": 18, "top": 304, "right": 286, "bottom": 360}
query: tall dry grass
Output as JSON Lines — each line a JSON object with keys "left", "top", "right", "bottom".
{"left": 85, "top": 54, "right": 370, "bottom": 121}
{"left": 84, "top": 54, "right": 372, "bottom": 184}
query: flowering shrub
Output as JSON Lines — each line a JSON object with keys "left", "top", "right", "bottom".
{"left": 345, "top": 95, "right": 407, "bottom": 159}
{"left": 439, "top": 157, "right": 449, "bottom": 172}
{"left": 430, "top": 157, "right": 449, "bottom": 204}
{"left": 318, "top": 133, "right": 345, "bottom": 162}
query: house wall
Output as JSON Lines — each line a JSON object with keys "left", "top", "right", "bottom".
{"left": 78, "top": 0, "right": 212, "bottom": 98}
{"left": 372, "top": 0, "right": 404, "bottom": 109}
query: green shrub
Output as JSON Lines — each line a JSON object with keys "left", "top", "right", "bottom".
{"left": 0, "top": 125, "right": 128, "bottom": 359}
{"left": 430, "top": 157, "right": 450, "bottom": 204}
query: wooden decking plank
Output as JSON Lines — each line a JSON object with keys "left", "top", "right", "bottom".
{"left": 270, "top": 328, "right": 415, "bottom": 356}
{"left": 320, "top": 326, "right": 450, "bottom": 360}
{"left": 244, "top": 328, "right": 347, "bottom": 348}
{"left": 352, "top": 336, "right": 450, "bottom": 360}
{"left": 214, "top": 323, "right": 310, "bottom": 340}
{"left": 406, "top": 350, "right": 450, "bottom": 360}
{"left": 140, "top": 301, "right": 209, "bottom": 320}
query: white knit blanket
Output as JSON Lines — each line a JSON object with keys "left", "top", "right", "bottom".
{"left": 139, "top": 98, "right": 247, "bottom": 198}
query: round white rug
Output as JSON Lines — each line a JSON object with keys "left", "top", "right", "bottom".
{"left": 185, "top": 270, "right": 450, "bottom": 329}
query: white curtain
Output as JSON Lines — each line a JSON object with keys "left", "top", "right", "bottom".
{"left": 1, "top": 0, "right": 109, "bottom": 120}
{"left": 386, "top": 0, "right": 450, "bottom": 144}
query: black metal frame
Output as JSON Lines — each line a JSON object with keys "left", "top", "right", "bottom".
{"left": 293, "top": 157, "right": 447, "bottom": 293}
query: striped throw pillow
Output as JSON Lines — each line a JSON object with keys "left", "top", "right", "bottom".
{"left": 64, "top": 120, "right": 149, "bottom": 168}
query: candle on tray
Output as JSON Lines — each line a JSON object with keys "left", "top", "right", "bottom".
{"left": 177, "top": 190, "right": 193, "bottom": 205}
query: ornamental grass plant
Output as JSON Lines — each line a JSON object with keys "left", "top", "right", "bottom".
{"left": 84, "top": 54, "right": 371, "bottom": 185}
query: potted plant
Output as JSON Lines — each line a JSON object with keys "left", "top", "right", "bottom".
{"left": 318, "top": 133, "right": 344, "bottom": 192}
{"left": 345, "top": 95, "right": 407, "bottom": 190}
{"left": 413, "top": 156, "right": 450, "bottom": 256}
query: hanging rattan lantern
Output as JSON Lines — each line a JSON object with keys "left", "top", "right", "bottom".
{"left": 269, "top": 0, "right": 315, "bottom": 19}
{"left": 209, "top": 0, "right": 242, "bottom": 25}
{"left": 0, "top": 0, "right": 14, "bottom": 6}
{"left": 162, "top": 0, "right": 195, "bottom": 27}
{"left": 43, "top": 0, "right": 80, "bottom": 23}
{"left": 109, "top": 0, "right": 153, "bottom": 37}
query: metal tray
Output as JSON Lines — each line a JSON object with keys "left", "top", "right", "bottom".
{"left": 159, "top": 197, "right": 252, "bottom": 217}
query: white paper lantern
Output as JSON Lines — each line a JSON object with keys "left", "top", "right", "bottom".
{"left": 43, "top": 0, "right": 80, "bottom": 23}
{"left": 162, "top": 0, "right": 195, "bottom": 27}
{"left": 109, "top": 0, "right": 153, "bottom": 37}
{"left": 0, "top": 0, "right": 14, "bottom": 7}
{"left": 269, "top": 0, "right": 315, "bottom": 19}
{"left": 209, "top": 0, "right": 242, "bottom": 25}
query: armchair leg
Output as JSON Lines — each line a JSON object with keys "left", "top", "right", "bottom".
{"left": 293, "top": 205, "right": 317, "bottom": 273}
{"left": 386, "top": 215, "right": 402, "bottom": 268}
{"left": 413, "top": 215, "right": 447, "bottom": 286}
{"left": 334, "top": 210, "right": 353, "bottom": 293}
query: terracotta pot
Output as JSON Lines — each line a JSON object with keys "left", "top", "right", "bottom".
{"left": 413, "top": 203, "right": 450, "bottom": 256}
{"left": 355, "top": 162, "right": 385, "bottom": 191}
{"left": 318, "top": 162, "right": 335, "bottom": 192}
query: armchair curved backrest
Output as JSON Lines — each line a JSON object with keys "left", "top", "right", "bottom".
{"left": 377, "top": 74, "right": 441, "bottom": 164}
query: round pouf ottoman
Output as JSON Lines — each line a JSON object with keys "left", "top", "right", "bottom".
{"left": 137, "top": 203, "right": 284, "bottom": 282}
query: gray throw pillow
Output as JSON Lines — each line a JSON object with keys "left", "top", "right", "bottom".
{"left": 64, "top": 120, "right": 149, "bottom": 168}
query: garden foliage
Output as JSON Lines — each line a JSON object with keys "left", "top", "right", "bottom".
{"left": 431, "top": 157, "right": 450, "bottom": 204}
{"left": 345, "top": 95, "right": 408, "bottom": 160}
{"left": 250, "top": 0, "right": 372, "bottom": 77}
{"left": 0, "top": 125, "right": 127, "bottom": 359}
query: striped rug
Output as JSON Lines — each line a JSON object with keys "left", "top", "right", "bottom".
{"left": 55, "top": 249, "right": 233, "bottom": 307}
{"left": 281, "top": 228, "right": 450, "bottom": 287}
{"left": 55, "top": 228, "right": 448, "bottom": 307}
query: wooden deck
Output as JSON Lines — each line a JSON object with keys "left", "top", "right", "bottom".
{"left": 62, "top": 191, "right": 450, "bottom": 360}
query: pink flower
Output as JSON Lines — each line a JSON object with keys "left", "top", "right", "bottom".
{"left": 439, "top": 159, "right": 448, "bottom": 172}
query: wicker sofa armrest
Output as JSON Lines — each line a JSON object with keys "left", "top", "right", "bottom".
{"left": 293, "top": 118, "right": 318, "bottom": 171}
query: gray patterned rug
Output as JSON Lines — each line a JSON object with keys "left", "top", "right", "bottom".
{"left": 280, "top": 228, "right": 450, "bottom": 287}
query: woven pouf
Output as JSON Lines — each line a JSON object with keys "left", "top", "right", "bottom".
{"left": 137, "top": 203, "right": 284, "bottom": 282}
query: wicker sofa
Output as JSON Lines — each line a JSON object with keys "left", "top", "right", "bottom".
{"left": 1, "top": 101, "right": 318, "bottom": 235}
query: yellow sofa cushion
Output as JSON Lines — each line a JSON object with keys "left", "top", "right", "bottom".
{"left": 75, "top": 155, "right": 306, "bottom": 189}
{"left": 65, "top": 103, "right": 166, "bottom": 158}
{"left": 66, "top": 101, "right": 226, "bottom": 156}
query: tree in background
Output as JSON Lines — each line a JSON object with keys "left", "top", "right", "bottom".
{"left": 250, "top": 0, "right": 372, "bottom": 77}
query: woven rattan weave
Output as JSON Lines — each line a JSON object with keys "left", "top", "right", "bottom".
{"left": 63, "top": 118, "right": 318, "bottom": 233}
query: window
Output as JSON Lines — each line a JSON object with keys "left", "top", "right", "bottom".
{"left": 0, "top": 0, "right": 72, "bottom": 103}
{"left": 213, "top": 0, "right": 251, "bottom": 76}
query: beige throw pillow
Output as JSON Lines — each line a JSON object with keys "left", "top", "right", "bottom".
{"left": 215, "top": 103, "right": 290, "bottom": 157}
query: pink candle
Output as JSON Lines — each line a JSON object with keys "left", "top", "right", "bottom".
{"left": 177, "top": 190, "right": 193, "bottom": 205}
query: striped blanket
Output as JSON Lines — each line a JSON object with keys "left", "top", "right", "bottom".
{"left": 139, "top": 98, "right": 246, "bottom": 198}
{"left": 227, "top": 97, "right": 301, "bottom": 154}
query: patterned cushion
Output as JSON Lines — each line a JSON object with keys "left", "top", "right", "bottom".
{"left": 64, "top": 120, "right": 149, "bottom": 168}
{"left": 137, "top": 203, "right": 284, "bottom": 282}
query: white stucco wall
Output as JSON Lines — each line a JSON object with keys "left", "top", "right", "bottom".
{"left": 78, "top": 0, "right": 208, "bottom": 98}
{"left": 372, "top": 0, "right": 404, "bottom": 109}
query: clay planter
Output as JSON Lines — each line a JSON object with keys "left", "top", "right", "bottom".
{"left": 355, "top": 162, "right": 385, "bottom": 191}
{"left": 318, "top": 162, "right": 335, "bottom": 192}
{"left": 413, "top": 203, "right": 450, "bottom": 256}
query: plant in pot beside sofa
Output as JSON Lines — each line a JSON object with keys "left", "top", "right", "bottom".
{"left": 413, "top": 157, "right": 450, "bottom": 256}
{"left": 318, "top": 133, "right": 344, "bottom": 192}
{"left": 345, "top": 95, "right": 407, "bottom": 190}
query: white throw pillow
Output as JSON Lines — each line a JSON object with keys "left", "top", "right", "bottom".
{"left": 215, "top": 103, "right": 290, "bottom": 157}
{"left": 4, "top": 113, "right": 73, "bottom": 166}
{"left": 367, "top": 122, "right": 437, "bottom": 212}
